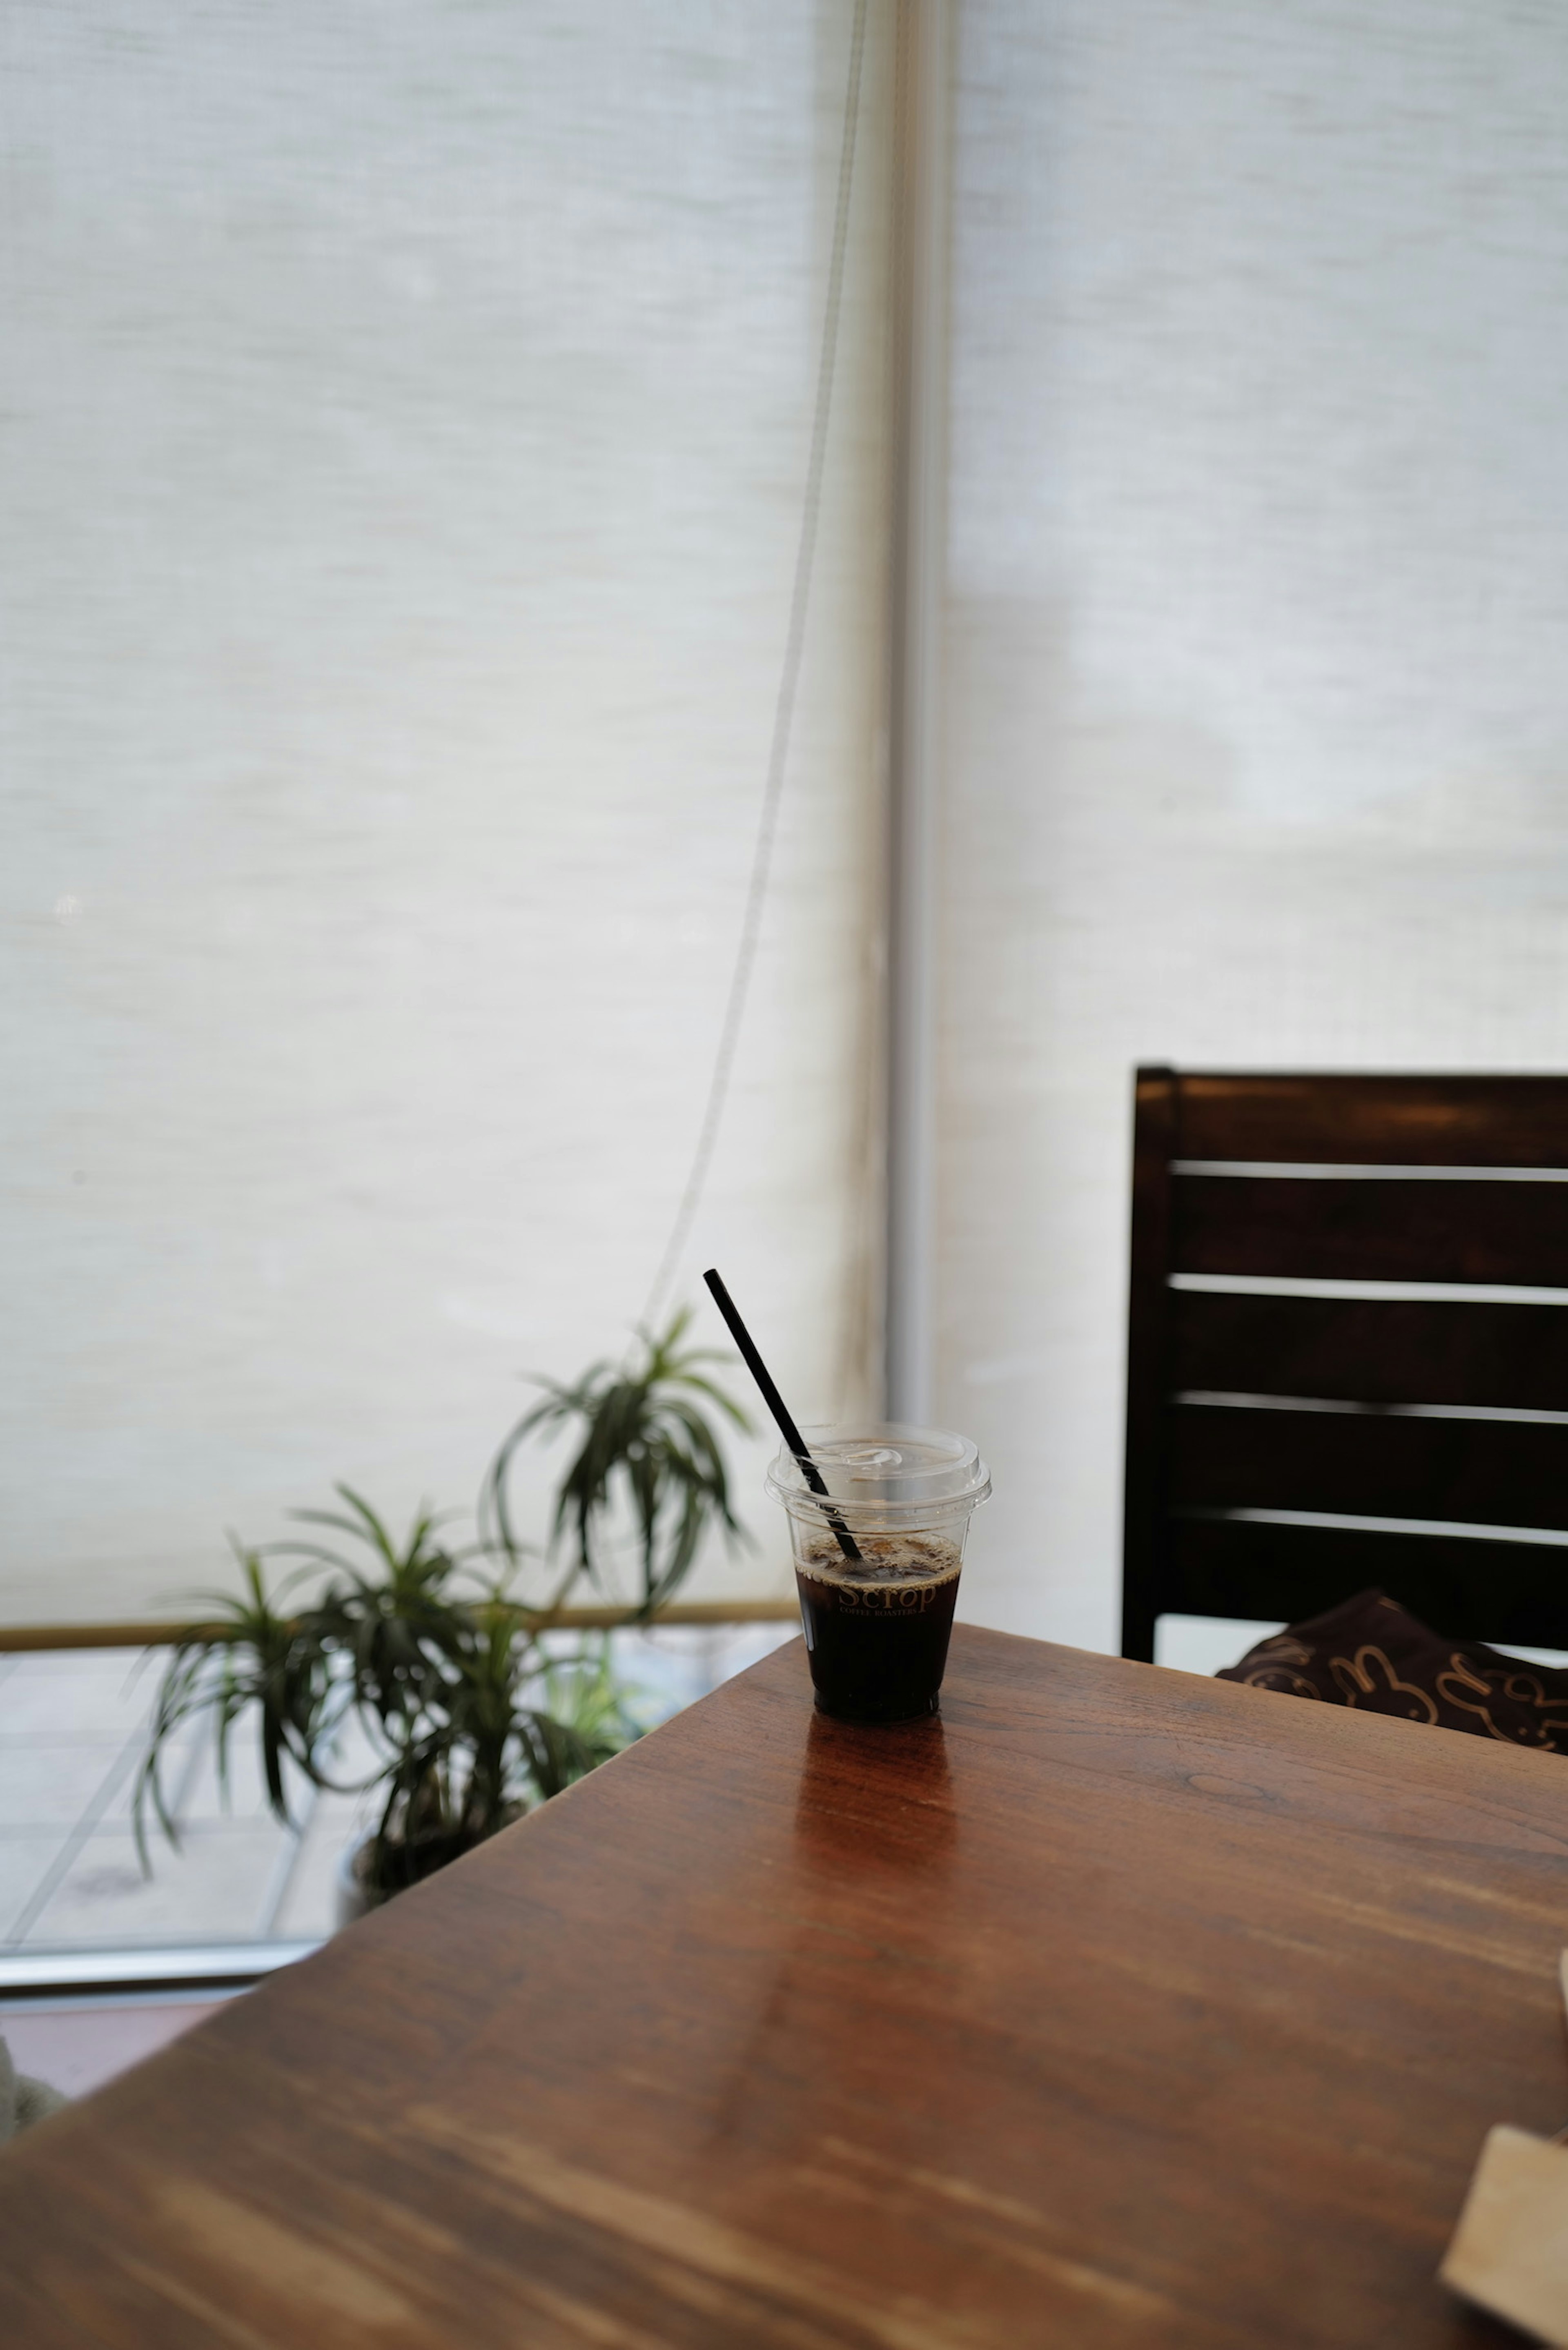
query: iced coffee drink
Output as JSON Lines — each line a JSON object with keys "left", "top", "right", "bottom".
{"left": 766, "top": 1428, "right": 990, "bottom": 1724}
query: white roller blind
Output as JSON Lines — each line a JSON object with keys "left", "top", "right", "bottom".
{"left": 0, "top": 2, "right": 891, "bottom": 1627}
{"left": 941, "top": 0, "right": 1568, "bottom": 1648}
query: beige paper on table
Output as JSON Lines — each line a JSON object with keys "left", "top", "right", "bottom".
{"left": 1442, "top": 2127, "right": 1568, "bottom": 2346}
{"left": 1438, "top": 1951, "right": 1568, "bottom": 2343}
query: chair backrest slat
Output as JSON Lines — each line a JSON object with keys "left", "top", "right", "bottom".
{"left": 1171, "top": 1292, "right": 1568, "bottom": 1411}
{"left": 1174, "top": 1173, "right": 1568, "bottom": 1286}
{"left": 1168, "top": 1518, "right": 1568, "bottom": 1652}
{"left": 1169, "top": 1402, "right": 1568, "bottom": 1528}
{"left": 1175, "top": 1073, "right": 1568, "bottom": 1165}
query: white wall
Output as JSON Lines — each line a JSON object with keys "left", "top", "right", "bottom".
{"left": 941, "top": 0, "right": 1568, "bottom": 1647}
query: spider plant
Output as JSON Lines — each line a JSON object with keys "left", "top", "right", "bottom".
{"left": 480, "top": 1305, "right": 753, "bottom": 1617}
{"left": 134, "top": 1489, "right": 637, "bottom": 1903}
{"left": 134, "top": 1305, "right": 748, "bottom": 1908}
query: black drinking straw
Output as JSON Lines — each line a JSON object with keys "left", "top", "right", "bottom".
{"left": 702, "top": 1267, "right": 862, "bottom": 1565}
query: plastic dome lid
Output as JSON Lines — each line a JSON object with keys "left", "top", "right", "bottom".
{"left": 765, "top": 1422, "right": 991, "bottom": 1525}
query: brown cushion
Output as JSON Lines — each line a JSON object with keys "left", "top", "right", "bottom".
{"left": 1217, "top": 1588, "right": 1568, "bottom": 1754}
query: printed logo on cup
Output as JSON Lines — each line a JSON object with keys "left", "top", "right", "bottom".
{"left": 836, "top": 1583, "right": 939, "bottom": 1613}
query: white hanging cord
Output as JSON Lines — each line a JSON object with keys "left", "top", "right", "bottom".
{"left": 641, "top": 0, "right": 870, "bottom": 1334}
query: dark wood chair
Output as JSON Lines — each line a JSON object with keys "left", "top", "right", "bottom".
{"left": 1121, "top": 1067, "right": 1568, "bottom": 1663}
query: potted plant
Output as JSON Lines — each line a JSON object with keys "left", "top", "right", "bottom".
{"left": 135, "top": 1310, "right": 751, "bottom": 1912}
{"left": 134, "top": 1490, "right": 637, "bottom": 1912}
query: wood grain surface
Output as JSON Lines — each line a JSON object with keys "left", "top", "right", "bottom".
{"left": 0, "top": 1626, "right": 1560, "bottom": 2348}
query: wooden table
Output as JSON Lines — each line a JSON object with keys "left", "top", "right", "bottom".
{"left": 0, "top": 1626, "right": 1561, "bottom": 2347}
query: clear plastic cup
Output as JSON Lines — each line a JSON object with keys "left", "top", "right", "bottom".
{"left": 765, "top": 1423, "right": 991, "bottom": 1724}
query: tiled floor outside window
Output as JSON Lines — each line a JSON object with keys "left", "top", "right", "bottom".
{"left": 0, "top": 1622, "right": 795, "bottom": 1956}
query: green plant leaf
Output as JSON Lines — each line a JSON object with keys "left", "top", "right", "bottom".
{"left": 481, "top": 1306, "right": 753, "bottom": 1621}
